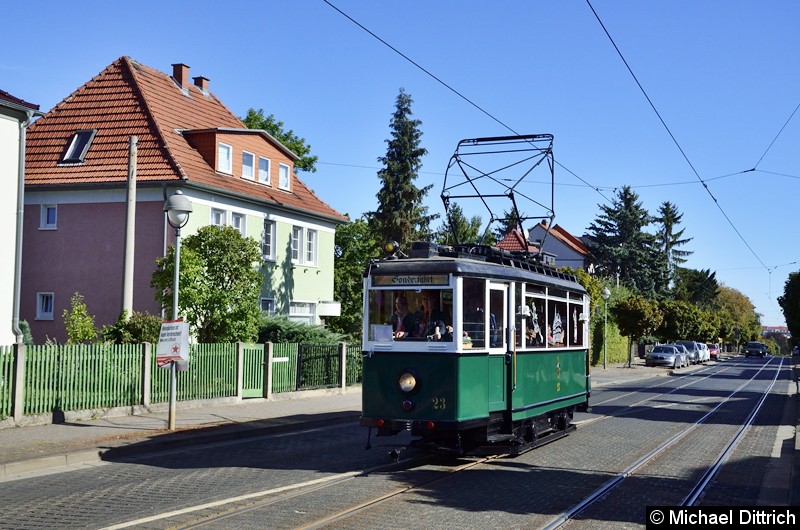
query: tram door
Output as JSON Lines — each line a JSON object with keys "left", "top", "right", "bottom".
{"left": 487, "top": 283, "right": 507, "bottom": 410}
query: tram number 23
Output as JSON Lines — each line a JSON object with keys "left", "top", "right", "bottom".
{"left": 432, "top": 397, "right": 446, "bottom": 410}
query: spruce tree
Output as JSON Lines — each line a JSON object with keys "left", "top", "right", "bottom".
{"left": 585, "top": 185, "right": 662, "bottom": 296}
{"left": 654, "top": 201, "right": 692, "bottom": 288}
{"left": 368, "top": 89, "right": 436, "bottom": 250}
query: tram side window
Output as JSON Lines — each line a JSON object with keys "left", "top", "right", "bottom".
{"left": 463, "top": 278, "right": 487, "bottom": 348}
{"left": 568, "top": 301, "right": 584, "bottom": 346}
{"left": 547, "top": 298, "right": 568, "bottom": 347}
{"left": 524, "top": 296, "right": 545, "bottom": 347}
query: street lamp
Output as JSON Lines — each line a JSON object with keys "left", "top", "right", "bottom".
{"left": 163, "top": 190, "right": 192, "bottom": 431}
{"left": 601, "top": 287, "right": 611, "bottom": 370}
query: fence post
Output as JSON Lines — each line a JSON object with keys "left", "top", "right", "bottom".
{"left": 142, "top": 342, "right": 152, "bottom": 407}
{"left": 263, "top": 342, "right": 273, "bottom": 400}
{"left": 12, "top": 343, "right": 25, "bottom": 422}
{"left": 235, "top": 342, "right": 245, "bottom": 402}
{"left": 339, "top": 342, "right": 347, "bottom": 391}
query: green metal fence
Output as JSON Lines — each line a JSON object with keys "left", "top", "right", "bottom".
{"left": 0, "top": 341, "right": 362, "bottom": 421}
{"left": 24, "top": 344, "right": 142, "bottom": 416}
{"left": 0, "top": 346, "right": 13, "bottom": 418}
{"left": 150, "top": 343, "right": 237, "bottom": 403}
{"left": 272, "top": 343, "right": 299, "bottom": 393}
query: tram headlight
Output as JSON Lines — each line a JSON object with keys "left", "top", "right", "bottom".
{"left": 398, "top": 370, "right": 417, "bottom": 393}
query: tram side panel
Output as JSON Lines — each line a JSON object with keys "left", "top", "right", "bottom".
{"left": 510, "top": 349, "right": 589, "bottom": 421}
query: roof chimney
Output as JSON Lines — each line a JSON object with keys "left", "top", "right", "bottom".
{"left": 171, "top": 63, "right": 190, "bottom": 89}
{"left": 193, "top": 76, "right": 209, "bottom": 93}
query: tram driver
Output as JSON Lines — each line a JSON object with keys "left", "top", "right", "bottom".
{"left": 389, "top": 295, "right": 417, "bottom": 339}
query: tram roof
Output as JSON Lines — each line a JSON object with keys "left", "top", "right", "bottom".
{"left": 366, "top": 243, "right": 586, "bottom": 293}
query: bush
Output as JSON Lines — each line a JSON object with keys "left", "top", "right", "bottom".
{"left": 18, "top": 320, "right": 34, "bottom": 346}
{"left": 258, "top": 316, "right": 345, "bottom": 344}
{"left": 101, "top": 310, "right": 163, "bottom": 344}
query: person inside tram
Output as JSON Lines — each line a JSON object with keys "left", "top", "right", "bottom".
{"left": 417, "top": 291, "right": 453, "bottom": 341}
{"left": 464, "top": 292, "right": 497, "bottom": 347}
{"left": 389, "top": 295, "right": 417, "bottom": 339}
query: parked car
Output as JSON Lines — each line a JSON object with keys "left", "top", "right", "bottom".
{"left": 743, "top": 341, "right": 768, "bottom": 357}
{"left": 676, "top": 340, "right": 701, "bottom": 364}
{"left": 673, "top": 342, "right": 690, "bottom": 361}
{"left": 707, "top": 343, "right": 720, "bottom": 360}
{"left": 697, "top": 342, "right": 710, "bottom": 363}
{"left": 646, "top": 344, "right": 687, "bottom": 369}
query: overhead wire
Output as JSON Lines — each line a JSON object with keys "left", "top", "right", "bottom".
{"left": 322, "top": 0, "right": 612, "bottom": 204}
{"left": 585, "top": 0, "right": 770, "bottom": 272}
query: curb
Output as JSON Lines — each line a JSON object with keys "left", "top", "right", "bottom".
{"left": 0, "top": 410, "right": 360, "bottom": 478}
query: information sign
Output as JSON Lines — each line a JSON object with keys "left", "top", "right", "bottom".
{"left": 157, "top": 320, "right": 189, "bottom": 368}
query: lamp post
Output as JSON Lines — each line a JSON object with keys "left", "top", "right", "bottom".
{"left": 601, "top": 287, "right": 611, "bottom": 370}
{"left": 163, "top": 190, "right": 192, "bottom": 431}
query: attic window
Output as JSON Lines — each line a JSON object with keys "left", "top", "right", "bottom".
{"left": 60, "top": 129, "right": 97, "bottom": 164}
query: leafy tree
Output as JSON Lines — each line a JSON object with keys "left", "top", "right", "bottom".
{"left": 62, "top": 292, "right": 98, "bottom": 344}
{"left": 241, "top": 108, "right": 318, "bottom": 172}
{"left": 653, "top": 201, "right": 692, "bottom": 287}
{"left": 778, "top": 271, "right": 800, "bottom": 342}
{"left": 657, "top": 299, "right": 704, "bottom": 342}
{"left": 612, "top": 294, "right": 663, "bottom": 367}
{"left": 151, "top": 225, "right": 263, "bottom": 343}
{"left": 672, "top": 267, "right": 718, "bottom": 309}
{"left": 714, "top": 284, "right": 761, "bottom": 345}
{"left": 368, "top": 88, "right": 437, "bottom": 248}
{"left": 258, "top": 316, "right": 345, "bottom": 344}
{"left": 101, "top": 310, "right": 163, "bottom": 344}
{"left": 326, "top": 216, "right": 379, "bottom": 339}
{"left": 585, "top": 186, "right": 664, "bottom": 297}
{"left": 435, "top": 203, "right": 490, "bottom": 245}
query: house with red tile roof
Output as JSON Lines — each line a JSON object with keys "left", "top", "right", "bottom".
{"left": 1, "top": 89, "right": 41, "bottom": 345}
{"left": 528, "top": 220, "right": 593, "bottom": 271}
{"left": 22, "top": 57, "right": 347, "bottom": 343}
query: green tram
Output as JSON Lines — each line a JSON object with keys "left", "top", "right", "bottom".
{"left": 360, "top": 241, "right": 591, "bottom": 455}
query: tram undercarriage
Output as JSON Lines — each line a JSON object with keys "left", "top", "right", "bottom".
{"left": 375, "top": 405, "right": 578, "bottom": 458}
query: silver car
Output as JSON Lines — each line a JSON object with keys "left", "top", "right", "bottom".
{"left": 676, "top": 340, "right": 701, "bottom": 364}
{"left": 646, "top": 345, "right": 687, "bottom": 369}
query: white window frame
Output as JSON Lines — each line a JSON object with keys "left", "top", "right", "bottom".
{"left": 305, "top": 229, "right": 318, "bottom": 266}
{"left": 289, "top": 301, "right": 315, "bottom": 325}
{"left": 260, "top": 298, "right": 276, "bottom": 316}
{"left": 262, "top": 219, "right": 276, "bottom": 261}
{"left": 231, "top": 213, "right": 245, "bottom": 235}
{"left": 258, "top": 156, "right": 271, "bottom": 185}
{"left": 218, "top": 142, "right": 233, "bottom": 174}
{"left": 40, "top": 205, "right": 57, "bottom": 230}
{"left": 278, "top": 163, "right": 291, "bottom": 190}
{"left": 291, "top": 226, "right": 303, "bottom": 263}
{"left": 36, "top": 292, "right": 54, "bottom": 320}
{"left": 211, "top": 208, "right": 226, "bottom": 226}
{"left": 242, "top": 151, "right": 255, "bottom": 180}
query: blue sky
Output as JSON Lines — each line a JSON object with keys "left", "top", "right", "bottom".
{"left": 3, "top": 1, "right": 798, "bottom": 326}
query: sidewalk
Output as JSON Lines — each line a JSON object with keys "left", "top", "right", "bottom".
{"left": 0, "top": 359, "right": 727, "bottom": 479}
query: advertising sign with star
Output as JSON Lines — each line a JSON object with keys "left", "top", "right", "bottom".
{"left": 156, "top": 319, "right": 190, "bottom": 367}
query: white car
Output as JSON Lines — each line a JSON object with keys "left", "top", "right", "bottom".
{"left": 697, "top": 342, "right": 710, "bottom": 363}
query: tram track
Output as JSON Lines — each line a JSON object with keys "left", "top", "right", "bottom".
{"left": 544, "top": 356, "right": 786, "bottom": 529}
{"left": 101, "top": 357, "right": 790, "bottom": 530}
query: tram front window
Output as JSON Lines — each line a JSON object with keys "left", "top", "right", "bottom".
{"left": 367, "top": 289, "right": 453, "bottom": 342}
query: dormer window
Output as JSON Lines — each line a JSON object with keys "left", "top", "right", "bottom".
{"left": 218, "top": 142, "right": 232, "bottom": 174}
{"left": 60, "top": 129, "right": 97, "bottom": 164}
{"left": 279, "top": 163, "right": 291, "bottom": 191}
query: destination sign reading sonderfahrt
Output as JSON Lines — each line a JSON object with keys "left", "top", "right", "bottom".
{"left": 372, "top": 275, "right": 449, "bottom": 286}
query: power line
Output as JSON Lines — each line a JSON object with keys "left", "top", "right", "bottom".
{"left": 322, "top": 0, "right": 612, "bottom": 204}
{"left": 585, "top": 0, "right": 770, "bottom": 272}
